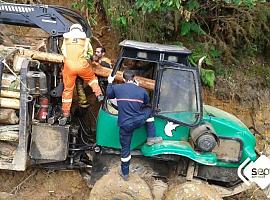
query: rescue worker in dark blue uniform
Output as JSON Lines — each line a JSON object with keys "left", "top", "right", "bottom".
{"left": 106, "top": 70, "right": 163, "bottom": 181}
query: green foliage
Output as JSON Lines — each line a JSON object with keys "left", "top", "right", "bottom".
{"left": 188, "top": 43, "right": 222, "bottom": 88}
{"left": 100, "top": 0, "right": 270, "bottom": 84}
{"left": 201, "top": 68, "right": 216, "bottom": 88}
{"left": 103, "top": 0, "right": 170, "bottom": 41}
{"left": 72, "top": 0, "right": 96, "bottom": 25}
{"left": 224, "top": 0, "right": 266, "bottom": 6}
{"left": 187, "top": 0, "right": 200, "bottom": 10}
{"left": 189, "top": 44, "right": 222, "bottom": 67}
{"left": 135, "top": 0, "right": 182, "bottom": 14}
{"left": 180, "top": 21, "right": 205, "bottom": 36}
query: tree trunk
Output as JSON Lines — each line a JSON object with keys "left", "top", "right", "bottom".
{"left": 19, "top": 49, "right": 155, "bottom": 90}
{"left": 0, "top": 97, "right": 20, "bottom": 109}
{"left": 0, "top": 108, "right": 19, "bottom": 124}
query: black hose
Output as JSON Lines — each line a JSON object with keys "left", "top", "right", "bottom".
{"left": 77, "top": 116, "right": 96, "bottom": 146}
{"left": 88, "top": 107, "right": 97, "bottom": 124}
{"left": 78, "top": 117, "right": 92, "bottom": 138}
{"left": 50, "top": 5, "right": 92, "bottom": 38}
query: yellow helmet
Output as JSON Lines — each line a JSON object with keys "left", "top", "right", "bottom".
{"left": 70, "top": 24, "right": 83, "bottom": 32}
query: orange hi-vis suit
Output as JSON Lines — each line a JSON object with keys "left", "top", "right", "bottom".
{"left": 61, "top": 31, "right": 102, "bottom": 117}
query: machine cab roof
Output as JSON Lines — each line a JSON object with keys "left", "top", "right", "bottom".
{"left": 118, "top": 40, "right": 191, "bottom": 65}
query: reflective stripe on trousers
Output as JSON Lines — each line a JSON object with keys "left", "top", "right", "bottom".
{"left": 119, "top": 114, "right": 156, "bottom": 176}
{"left": 62, "top": 62, "right": 102, "bottom": 113}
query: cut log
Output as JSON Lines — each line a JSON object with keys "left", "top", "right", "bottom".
{"left": 19, "top": 48, "right": 64, "bottom": 63}
{"left": 0, "top": 125, "right": 19, "bottom": 132}
{"left": 19, "top": 49, "right": 155, "bottom": 90}
{"left": 0, "top": 90, "right": 20, "bottom": 99}
{"left": 1, "top": 73, "right": 20, "bottom": 91}
{"left": 0, "top": 108, "right": 19, "bottom": 124}
{"left": 0, "top": 97, "right": 20, "bottom": 109}
{"left": 93, "top": 65, "right": 155, "bottom": 90}
{"left": 0, "top": 131, "right": 19, "bottom": 142}
{"left": 0, "top": 141, "right": 17, "bottom": 158}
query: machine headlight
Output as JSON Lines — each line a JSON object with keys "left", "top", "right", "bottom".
{"left": 190, "top": 123, "right": 219, "bottom": 152}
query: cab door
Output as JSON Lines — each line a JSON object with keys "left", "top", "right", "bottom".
{"left": 154, "top": 62, "right": 203, "bottom": 127}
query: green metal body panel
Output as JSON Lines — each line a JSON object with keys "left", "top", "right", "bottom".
{"left": 96, "top": 104, "right": 256, "bottom": 168}
{"left": 203, "top": 105, "right": 257, "bottom": 164}
{"left": 141, "top": 141, "right": 217, "bottom": 165}
{"left": 96, "top": 108, "right": 190, "bottom": 149}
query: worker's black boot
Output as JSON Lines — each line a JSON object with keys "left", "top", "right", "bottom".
{"left": 58, "top": 115, "right": 71, "bottom": 126}
{"left": 118, "top": 169, "right": 129, "bottom": 181}
{"left": 48, "top": 113, "right": 61, "bottom": 125}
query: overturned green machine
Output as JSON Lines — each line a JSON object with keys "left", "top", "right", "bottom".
{"left": 90, "top": 40, "right": 257, "bottom": 198}
{"left": 0, "top": 1, "right": 260, "bottom": 199}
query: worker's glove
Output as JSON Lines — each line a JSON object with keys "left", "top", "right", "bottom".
{"left": 97, "top": 95, "right": 104, "bottom": 102}
{"left": 108, "top": 74, "right": 115, "bottom": 84}
{"left": 134, "top": 79, "right": 139, "bottom": 86}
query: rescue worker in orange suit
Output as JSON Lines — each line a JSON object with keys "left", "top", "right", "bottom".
{"left": 92, "top": 46, "right": 112, "bottom": 69}
{"left": 59, "top": 24, "right": 103, "bottom": 125}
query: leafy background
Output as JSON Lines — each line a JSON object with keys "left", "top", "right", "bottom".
{"left": 72, "top": 0, "right": 270, "bottom": 88}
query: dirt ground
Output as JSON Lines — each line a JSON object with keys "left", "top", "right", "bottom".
{"left": 0, "top": 169, "right": 90, "bottom": 200}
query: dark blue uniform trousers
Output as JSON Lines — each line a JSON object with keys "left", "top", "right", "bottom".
{"left": 119, "top": 108, "right": 155, "bottom": 176}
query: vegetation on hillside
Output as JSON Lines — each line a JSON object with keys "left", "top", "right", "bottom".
{"left": 73, "top": 0, "right": 270, "bottom": 87}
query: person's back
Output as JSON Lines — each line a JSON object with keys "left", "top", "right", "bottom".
{"left": 63, "top": 38, "right": 89, "bottom": 66}
{"left": 110, "top": 82, "right": 149, "bottom": 127}
{"left": 61, "top": 24, "right": 92, "bottom": 68}
{"left": 59, "top": 24, "right": 102, "bottom": 125}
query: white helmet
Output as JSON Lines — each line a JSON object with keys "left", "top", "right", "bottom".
{"left": 70, "top": 24, "right": 83, "bottom": 32}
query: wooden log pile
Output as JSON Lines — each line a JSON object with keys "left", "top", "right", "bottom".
{"left": 0, "top": 125, "right": 19, "bottom": 161}
{"left": 0, "top": 48, "right": 20, "bottom": 158}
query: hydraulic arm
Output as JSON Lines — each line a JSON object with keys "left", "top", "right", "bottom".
{"left": 0, "top": 1, "right": 92, "bottom": 87}
{"left": 0, "top": 2, "right": 91, "bottom": 37}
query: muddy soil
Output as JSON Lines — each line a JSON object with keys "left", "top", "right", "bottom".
{"left": 0, "top": 169, "right": 90, "bottom": 200}
{"left": 0, "top": 1, "right": 270, "bottom": 199}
